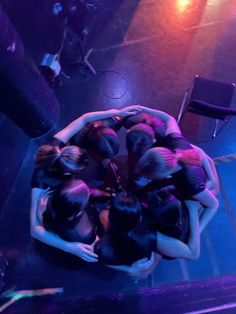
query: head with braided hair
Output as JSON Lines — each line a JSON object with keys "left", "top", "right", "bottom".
{"left": 35, "top": 144, "right": 89, "bottom": 173}
{"left": 138, "top": 147, "right": 201, "bottom": 180}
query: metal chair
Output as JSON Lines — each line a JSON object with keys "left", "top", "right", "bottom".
{"left": 177, "top": 75, "right": 236, "bottom": 138}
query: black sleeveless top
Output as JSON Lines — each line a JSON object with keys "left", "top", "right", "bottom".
{"left": 43, "top": 197, "right": 96, "bottom": 244}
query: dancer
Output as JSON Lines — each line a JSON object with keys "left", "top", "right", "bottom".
{"left": 31, "top": 180, "right": 98, "bottom": 262}
{"left": 95, "top": 191, "right": 200, "bottom": 266}
{"left": 30, "top": 106, "right": 141, "bottom": 261}
{"left": 135, "top": 106, "right": 219, "bottom": 233}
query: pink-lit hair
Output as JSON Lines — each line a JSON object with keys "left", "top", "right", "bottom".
{"left": 138, "top": 147, "right": 201, "bottom": 179}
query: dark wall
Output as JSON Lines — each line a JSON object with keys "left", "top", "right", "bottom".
{"left": 0, "top": 4, "right": 60, "bottom": 211}
{"left": 0, "top": 114, "right": 30, "bottom": 211}
{"left": 0, "top": 0, "right": 121, "bottom": 210}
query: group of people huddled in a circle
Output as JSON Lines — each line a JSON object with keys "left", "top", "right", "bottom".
{"left": 30, "top": 105, "right": 219, "bottom": 278}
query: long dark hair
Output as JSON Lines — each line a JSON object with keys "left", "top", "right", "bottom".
{"left": 109, "top": 192, "right": 142, "bottom": 233}
{"left": 146, "top": 189, "right": 189, "bottom": 241}
{"left": 95, "top": 192, "right": 154, "bottom": 265}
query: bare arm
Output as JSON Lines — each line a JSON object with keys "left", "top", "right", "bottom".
{"left": 30, "top": 188, "right": 98, "bottom": 262}
{"left": 54, "top": 109, "right": 119, "bottom": 144}
{"left": 106, "top": 201, "right": 200, "bottom": 274}
{"left": 138, "top": 106, "right": 181, "bottom": 135}
{"left": 107, "top": 253, "right": 162, "bottom": 279}
{"left": 156, "top": 200, "right": 200, "bottom": 259}
{"left": 193, "top": 189, "right": 219, "bottom": 233}
{"left": 54, "top": 106, "right": 142, "bottom": 144}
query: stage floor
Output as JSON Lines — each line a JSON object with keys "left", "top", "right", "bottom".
{"left": 1, "top": 0, "right": 236, "bottom": 312}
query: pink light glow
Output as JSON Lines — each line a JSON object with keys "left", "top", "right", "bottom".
{"left": 176, "top": 0, "right": 193, "bottom": 13}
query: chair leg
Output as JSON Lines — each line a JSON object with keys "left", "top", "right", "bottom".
{"left": 177, "top": 91, "right": 188, "bottom": 124}
{"left": 178, "top": 77, "right": 197, "bottom": 125}
{"left": 212, "top": 119, "right": 219, "bottom": 138}
{"left": 212, "top": 117, "right": 230, "bottom": 138}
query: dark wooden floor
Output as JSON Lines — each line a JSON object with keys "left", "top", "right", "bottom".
{"left": 1, "top": 0, "right": 236, "bottom": 312}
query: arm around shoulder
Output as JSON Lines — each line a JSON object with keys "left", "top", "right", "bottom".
{"left": 156, "top": 201, "right": 201, "bottom": 260}
{"left": 139, "top": 106, "right": 181, "bottom": 135}
{"left": 30, "top": 188, "right": 73, "bottom": 253}
{"left": 30, "top": 188, "right": 98, "bottom": 262}
{"left": 54, "top": 109, "right": 119, "bottom": 144}
{"left": 193, "top": 189, "right": 219, "bottom": 233}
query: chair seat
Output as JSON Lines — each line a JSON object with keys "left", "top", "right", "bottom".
{"left": 188, "top": 100, "right": 232, "bottom": 120}
{"left": 178, "top": 75, "right": 235, "bottom": 138}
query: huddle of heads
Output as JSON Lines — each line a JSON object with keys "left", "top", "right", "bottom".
{"left": 42, "top": 178, "right": 185, "bottom": 236}
{"left": 35, "top": 125, "right": 120, "bottom": 173}
{"left": 108, "top": 190, "right": 185, "bottom": 236}
{"left": 126, "top": 122, "right": 200, "bottom": 179}
{"left": 35, "top": 119, "right": 200, "bottom": 179}
{"left": 35, "top": 119, "right": 200, "bottom": 230}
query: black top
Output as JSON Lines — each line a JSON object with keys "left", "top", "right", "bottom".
{"left": 94, "top": 216, "right": 157, "bottom": 265}
{"left": 159, "top": 133, "right": 206, "bottom": 198}
{"left": 43, "top": 197, "right": 96, "bottom": 244}
{"left": 172, "top": 165, "right": 206, "bottom": 199}
{"left": 153, "top": 200, "right": 189, "bottom": 261}
{"left": 32, "top": 137, "right": 96, "bottom": 244}
{"left": 144, "top": 200, "right": 189, "bottom": 242}
{"left": 94, "top": 198, "right": 190, "bottom": 265}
